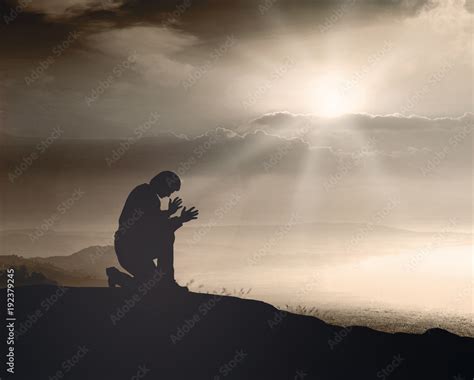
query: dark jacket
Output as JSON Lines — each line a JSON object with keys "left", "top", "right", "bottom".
{"left": 114, "top": 184, "right": 182, "bottom": 246}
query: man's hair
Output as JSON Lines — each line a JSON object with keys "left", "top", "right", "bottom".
{"left": 150, "top": 171, "right": 181, "bottom": 192}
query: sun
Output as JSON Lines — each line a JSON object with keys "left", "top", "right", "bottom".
{"left": 311, "top": 73, "right": 354, "bottom": 117}
{"left": 320, "top": 88, "right": 347, "bottom": 117}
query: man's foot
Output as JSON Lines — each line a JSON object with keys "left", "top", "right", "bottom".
{"left": 106, "top": 267, "right": 119, "bottom": 287}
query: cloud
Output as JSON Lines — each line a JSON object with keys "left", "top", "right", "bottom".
{"left": 464, "top": 0, "right": 474, "bottom": 12}
{"left": 1, "top": 0, "right": 471, "bottom": 136}
{"left": 26, "top": 0, "right": 124, "bottom": 18}
{"left": 2, "top": 0, "right": 441, "bottom": 28}
{"left": 1, "top": 112, "right": 472, "bottom": 231}
{"left": 243, "top": 112, "right": 473, "bottom": 158}
{"left": 86, "top": 26, "right": 197, "bottom": 86}
{"left": 1, "top": 113, "right": 471, "bottom": 181}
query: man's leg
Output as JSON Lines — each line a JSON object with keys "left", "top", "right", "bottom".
{"left": 118, "top": 254, "right": 157, "bottom": 283}
{"left": 106, "top": 267, "right": 135, "bottom": 288}
{"left": 156, "top": 232, "right": 175, "bottom": 285}
{"left": 114, "top": 238, "right": 157, "bottom": 286}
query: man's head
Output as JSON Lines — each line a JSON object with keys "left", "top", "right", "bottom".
{"left": 150, "top": 171, "right": 181, "bottom": 198}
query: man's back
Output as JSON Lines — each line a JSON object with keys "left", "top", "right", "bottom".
{"left": 116, "top": 183, "right": 161, "bottom": 242}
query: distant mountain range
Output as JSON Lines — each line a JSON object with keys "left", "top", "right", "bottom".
{"left": 0, "top": 246, "right": 116, "bottom": 287}
{"left": 32, "top": 245, "right": 117, "bottom": 278}
{"left": 0, "top": 229, "right": 112, "bottom": 258}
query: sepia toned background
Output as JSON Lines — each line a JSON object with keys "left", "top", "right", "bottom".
{"left": 0, "top": 0, "right": 472, "bottom": 335}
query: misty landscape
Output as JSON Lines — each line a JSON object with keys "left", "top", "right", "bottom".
{"left": 2, "top": 220, "right": 472, "bottom": 337}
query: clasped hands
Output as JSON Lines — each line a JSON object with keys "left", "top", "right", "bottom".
{"left": 168, "top": 197, "right": 199, "bottom": 223}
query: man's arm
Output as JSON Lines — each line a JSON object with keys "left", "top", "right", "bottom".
{"left": 168, "top": 216, "right": 183, "bottom": 232}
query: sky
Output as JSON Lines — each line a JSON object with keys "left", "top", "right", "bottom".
{"left": 0, "top": 0, "right": 472, "bottom": 317}
{"left": 0, "top": 0, "right": 472, "bottom": 230}
{"left": 0, "top": 0, "right": 472, "bottom": 138}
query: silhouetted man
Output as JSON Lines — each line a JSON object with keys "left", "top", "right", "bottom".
{"left": 107, "top": 171, "right": 198, "bottom": 288}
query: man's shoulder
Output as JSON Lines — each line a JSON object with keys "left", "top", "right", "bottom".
{"left": 129, "top": 183, "right": 155, "bottom": 199}
{"left": 132, "top": 183, "right": 151, "bottom": 192}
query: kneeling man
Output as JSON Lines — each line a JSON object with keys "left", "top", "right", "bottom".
{"left": 107, "top": 171, "right": 198, "bottom": 288}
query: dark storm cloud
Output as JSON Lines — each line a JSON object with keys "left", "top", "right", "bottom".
{"left": 1, "top": 0, "right": 467, "bottom": 139}
{"left": 0, "top": 11, "right": 74, "bottom": 56}
{"left": 0, "top": 0, "right": 447, "bottom": 102}
{"left": 1, "top": 0, "right": 438, "bottom": 37}
{"left": 464, "top": 0, "right": 474, "bottom": 12}
{"left": 100, "top": 0, "right": 437, "bottom": 38}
